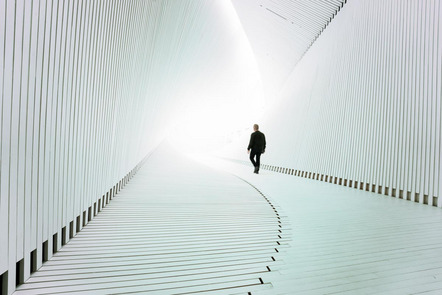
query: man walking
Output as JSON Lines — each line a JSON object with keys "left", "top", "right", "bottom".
{"left": 247, "top": 124, "right": 266, "bottom": 174}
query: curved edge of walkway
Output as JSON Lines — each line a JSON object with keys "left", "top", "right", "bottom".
{"left": 14, "top": 145, "right": 285, "bottom": 295}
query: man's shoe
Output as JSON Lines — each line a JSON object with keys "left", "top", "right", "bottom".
{"left": 254, "top": 166, "right": 258, "bottom": 173}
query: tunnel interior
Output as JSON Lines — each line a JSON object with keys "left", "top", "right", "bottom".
{"left": 1, "top": 0, "right": 442, "bottom": 294}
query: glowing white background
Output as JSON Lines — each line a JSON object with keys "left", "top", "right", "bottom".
{"left": 167, "top": 1, "right": 265, "bottom": 153}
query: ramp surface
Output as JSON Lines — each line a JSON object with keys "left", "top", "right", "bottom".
{"left": 14, "top": 146, "right": 282, "bottom": 294}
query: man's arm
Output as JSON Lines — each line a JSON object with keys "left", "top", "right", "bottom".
{"left": 247, "top": 133, "right": 254, "bottom": 151}
{"left": 263, "top": 134, "right": 266, "bottom": 153}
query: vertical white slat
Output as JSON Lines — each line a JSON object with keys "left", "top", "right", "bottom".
{"left": 53, "top": 0, "right": 67, "bottom": 244}
{"left": 95, "top": 0, "right": 106, "bottom": 205}
{"left": 68, "top": 0, "right": 80, "bottom": 232}
{"left": 349, "top": 8, "right": 363, "bottom": 187}
{"left": 348, "top": 0, "right": 358, "bottom": 186}
{"left": 52, "top": 0, "right": 63, "bottom": 241}
{"left": 18, "top": 0, "right": 32, "bottom": 280}
{"left": 425, "top": 0, "right": 433, "bottom": 201}
{"left": 3, "top": 0, "right": 17, "bottom": 291}
{"left": 11, "top": 0, "right": 24, "bottom": 272}
{"left": 116, "top": 0, "right": 128, "bottom": 178}
{"left": 396, "top": 0, "right": 406, "bottom": 197}
{"left": 75, "top": 0, "right": 85, "bottom": 219}
{"left": 14, "top": 0, "right": 26, "bottom": 266}
{"left": 79, "top": 0, "right": 91, "bottom": 222}
{"left": 80, "top": 0, "right": 91, "bottom": 217}
{"left": 366, "top": 0, "right": 378, "bottom": 189}
{"left": 392, "top": 0, "right": 404, "bottom": 197}
{"left": 377, "top": 0, "right": 387, "bottom": 192}
{"left": 110, "top": 0, "right": 124, "bottom": 184}
{"left": 87, "top": 0, "right": 96, "bottom": 212}
{"left": 391, "top": 0, "right": 401, "bottom": 195}
{"left": 403, "top": 0, "right": 413, "bottom": 200}
{"left": 423, "top": 0, "right": 433, "bottom": 202}
{"left": 338, "top": 26, "right": 348, "bottom": 183}
{"left": 11, "top": 0, "right": 25, "bottom": 288}
{"left": 43, "top": 0, "right": 53, "bottom": 247}
{"left": 31, "top": 0, "right": 47, "bottom": 269}
{"left": 388, "top": 0, "right": 399, "bottom": 196}
{"left": 115, "top": 0, "right": 129, "bottom": 179}
{"left": 102, "top": 0, "right": 114, "bottom": 193}
{"left": 357, "top": 0, "right": 371, "bottom": 189}
{"left": 378, "top": 0, "right": 389, "bottom": 192}
{"left": 0, "top": 0, "right": 9, "bottom": 276}
{"left": 86, "top": 0, "right": 97, "bottom": 211}
{"left": 110, "top": 0, "right": 120, "bottom": 182}
{"left": 376, "top": 0, "right": 386, "bottom": 192}
{"left": 91, "top": 0, "right": 100, "bottom": 208}
{"left": 61, "top": 0, "right": 74, "bottom": 232}
{"left": 43, "top": 0, "right": 59, "bottom": 250}
{"left": 129, "top": 0, "right": 140, "bottom": 168}
{"left": 104, "top": 0, "right": 113, "bottom": 195}
{"left": 24, "top": 0, "right": 39, "bottom": 274}
{"left": 409, "top": 0, "right": 418, "bottom": 200}
{"left": 369, "top": 0, "right": 381, "bottom": 190}
{"left": 38, "top": 0, "right": 54, "bottom": 256}
{"left": 58, "top": 0, "right": 70, "bottom": 242}
{"left": 105, "top": 0, "right": 115, "bottom": 191}
{"left": 428, "top": 0, "right": 438, "bottom": 204}
{"left": 96, "top": 0, "right": 106, "bottom": 198}
{"left": 419, "top": 0, "right": 427, "bottom": 202}
{"left": 49, "top": 0, "right": 60, "bottom": 247}
{"left": 91, "top": 0, "right": 100, "bottom": 203}
{"left": 361, "top": 0, "right": 371, "bottom": 188}
{"left": 416, "top": 0, "right": 425, "bottom": 203}
{"left": 407, "top": 0, "right": 417, "bottom": 200}
{"left": 383, "top": 0, "right": 394, "bottom": 195}
{"left": 430, "top": 0, "right": 439, "bottom": 204}
{"left": 71, "top": 0, "right": 83, "bottom": 229}
{"left": 62, "top": 0, "right": 74, "bottom": 235}
{"left": 328, "top": 55, "right": 340, "bottom": 181}
{"left": 84, "top": 0, "right": 96, "bottom": 215}
{"left": 437, "top": 0, "right": 442, "bottom": 206}
{"left": 89, "top": 0, "right": 101, "bottom": 211}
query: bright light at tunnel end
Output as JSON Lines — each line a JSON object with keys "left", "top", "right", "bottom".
{"left": 166, "top": 0, "right": 266, "bottom": 154}
{"left": 167, "top": 101, "right": 264, "bottom": 154}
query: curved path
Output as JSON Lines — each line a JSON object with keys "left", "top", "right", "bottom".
{"left": 201, "top": 156, "right": 442, "bottom": 295}
{"left": 14, "top": 146, "right": 286, "bottom": 294}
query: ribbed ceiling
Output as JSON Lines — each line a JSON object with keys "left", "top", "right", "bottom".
{"left": 264, "top": 0, "right": 346, "bottom": 42}
{"left": 231, "top": 0, "right": 347, "bottom": 99}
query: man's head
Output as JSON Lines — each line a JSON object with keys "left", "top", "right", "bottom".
{"left": 253, "top": 124, "right": 259, "bottom": 131}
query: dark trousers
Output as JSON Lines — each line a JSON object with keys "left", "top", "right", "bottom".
{"left": 249, "top": 150, "right": 262, "bottom": 170}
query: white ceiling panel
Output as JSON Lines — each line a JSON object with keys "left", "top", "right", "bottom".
{"left": 231, "top": 0, "right": 347, "bottom": 99}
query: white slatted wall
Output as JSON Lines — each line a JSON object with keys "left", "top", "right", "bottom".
{"left": 0, "top": 1, "right": 213, "bottom": 294}
{"left": 260, "top": 0, "right": 442, "bottom": 207}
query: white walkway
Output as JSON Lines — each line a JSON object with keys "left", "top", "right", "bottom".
{"left": 15, "top": 145, "right": 442, "bottom": 294}
{"left": 200, "top": 156, "right": 442, "bottom": 295}
{"left": 14, "top": 146, "right": 283, "bottom": 294}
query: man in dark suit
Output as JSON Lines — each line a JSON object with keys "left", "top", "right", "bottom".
{"left": 247, "top": 124, "right": 266, "bottom": 174}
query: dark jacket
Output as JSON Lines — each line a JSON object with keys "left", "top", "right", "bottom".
{"left": 248, "top": 131, "right": 266, "bottom": 153}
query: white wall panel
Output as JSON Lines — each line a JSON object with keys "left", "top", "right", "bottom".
{"left": 0, "top": 2, "right": 6, "bottom": 286}
{"left": 2, "top": 0, "right": 15, "bottom": 290}
{"left": 254, "top": 0, "right": 441, "bottom": 206}
{"left": 1, "top": 1, "right": 251, "bottom": 293}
